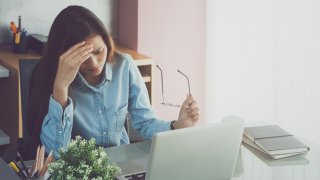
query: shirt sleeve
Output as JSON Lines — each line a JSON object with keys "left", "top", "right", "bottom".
{"left": 40, "top": 95, "right": 74, "bottom": 159}
{"left": 127, "top": 56, "right": 171, "bottom": 139}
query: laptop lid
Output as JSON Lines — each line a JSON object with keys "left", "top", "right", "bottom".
{"left": 145, "top": 116, "right": 244, "bottom": 180}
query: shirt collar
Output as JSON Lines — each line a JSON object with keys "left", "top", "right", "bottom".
{"left": 104, "top": 62, "right": 113, "bottom": 81}
{"left": 71, "top": 62, "right": 113, "bottom": 89}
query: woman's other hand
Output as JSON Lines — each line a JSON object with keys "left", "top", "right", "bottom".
{"left": 174, "top": 95, "right": 200, "bottom": 129}
{"left": 53, "top": 41, "right": 93, "bottom": 107}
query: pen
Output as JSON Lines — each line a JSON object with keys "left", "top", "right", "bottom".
{"left": 22, "top": 28, "right": 27, "bottom": 37}
{"left": 10, "top": 22, "right": 17, "bottom": 33}
{"left": 9, "top": 161, "right": 25, "bottom": 178}
{"left": 18, "top": 15, "right": 21, "bottom": 32}
{"left": 15, "top": 32, "right": 20, "bottom": 44}
{"left": 14, "top": 160, "right": 27, "bottom": 178}
{"left": 17, "top": 152, "right": 30, "bottom": 176}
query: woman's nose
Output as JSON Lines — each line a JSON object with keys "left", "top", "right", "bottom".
{"left": 84, "top": 55, "right": 98, "bottom": 67}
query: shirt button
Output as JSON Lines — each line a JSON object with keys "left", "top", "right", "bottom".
{"left": 58, "top": 130, "right": 62, "bottom": 134}
{"left": 98, "top": 110, "right": 102, "bottom": 114}
{"left": 102, "top": 132, "right": 107, "bottom": 135}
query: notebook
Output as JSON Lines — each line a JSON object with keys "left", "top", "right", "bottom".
{"left": 242, "top": 135, "right": 307, "bottom": 159}
{"left": 244, "top": 125, "right": 309, "bottom": 156}
{"left": 242, "top": 143, "right": 310, "bottom": 166}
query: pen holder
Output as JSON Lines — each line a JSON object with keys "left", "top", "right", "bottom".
{"left": 12, "top": 32, "right": 28, "bottom": 54}
{"left": 21, "top": 171, "right": 49, "bottom": 180}
{"left": 22, "top": 176, "right": 45, "bottom": 180}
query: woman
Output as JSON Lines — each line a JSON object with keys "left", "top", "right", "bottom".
{"left": 28, "top": 6, "right": 200, "bottom": 158}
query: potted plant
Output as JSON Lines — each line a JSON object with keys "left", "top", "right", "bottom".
{"left": 48, "top": 136, "right": 120, "bottom": 180}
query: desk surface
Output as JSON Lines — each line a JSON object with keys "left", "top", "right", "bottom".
{"left": 1, "top": 139, "right": 319, "bottom": 179}
{"left": 0, "top": 157, "right": 20, "bottom": 179}
{"left": 106, "top": 140, "right": 320, "bottom": 180}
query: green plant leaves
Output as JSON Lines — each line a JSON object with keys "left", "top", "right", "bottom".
{"left": 48, "top": 136, "right": 121, "bottom": 180}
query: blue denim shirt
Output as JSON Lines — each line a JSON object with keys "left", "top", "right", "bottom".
{"left": 40, "top": 52, "right": 171, "bottom": 158}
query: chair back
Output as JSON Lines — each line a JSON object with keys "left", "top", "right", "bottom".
{"left": 19, "top": 59, "right": 39, "bottom": 160}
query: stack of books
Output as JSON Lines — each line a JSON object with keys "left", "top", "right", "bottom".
{"left": 242, "top": 125, "right": 310, "bottom": 159}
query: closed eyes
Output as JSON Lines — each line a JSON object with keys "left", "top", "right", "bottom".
{"left": 93, "top": 47, "right": 103, "bottom": 55}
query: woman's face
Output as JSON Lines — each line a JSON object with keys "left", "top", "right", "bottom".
{"left": 79, "top": 35, "right": 108, "bottom": 78}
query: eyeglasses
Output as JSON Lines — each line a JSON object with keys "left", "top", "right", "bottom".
{"left": 156, "top": 65, "right": 191, "bottom": 107}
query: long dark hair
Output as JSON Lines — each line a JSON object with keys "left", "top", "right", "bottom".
{"left": 27, "top": 5, "right": 116, "bottom": 143}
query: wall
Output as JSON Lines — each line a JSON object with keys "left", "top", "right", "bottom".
{"left": 119, "top": 0, "right": 206, "bottom": 121}
{"left": 118, "top": 0, "right": 138, "bottom": 51}
{"left": 0, "top": 0, "right": 118, "bottom": 44}
{"left": 207, "top": 0, "right": 320, "bottom": 145}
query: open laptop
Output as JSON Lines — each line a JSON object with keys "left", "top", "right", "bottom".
{"left": 116, "top": 116, "right": 244, "bottom": 180}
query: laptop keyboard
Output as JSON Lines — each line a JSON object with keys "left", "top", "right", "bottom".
{"left": 120, "top": 172, "right": 146, "bottom": 180}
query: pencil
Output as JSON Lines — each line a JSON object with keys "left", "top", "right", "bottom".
{"left": 38, "top": 146, "right": 43, "bottom": 172}
{"left": 28, "top": 162, "right": 36, "bottom": 178}
{"left": 39, "top": 146, "right": 45, "bottom": 171}
{"left": 39, "top": 151, "right": 53, "bottom": 177}
{"left": 34, "top": 145, "right": 40, "bottom": 176}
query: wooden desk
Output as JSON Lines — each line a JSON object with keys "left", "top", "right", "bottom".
{"left": 0, "top": 45, "right": 153, "bottom": 153}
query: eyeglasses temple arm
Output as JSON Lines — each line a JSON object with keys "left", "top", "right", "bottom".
{"left": 177, "top": 70, "right": 191, "bottom": 96}
{"left": 156, "top": 65, "right": 165, "bottom": 102}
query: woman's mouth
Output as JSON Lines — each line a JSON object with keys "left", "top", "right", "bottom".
{"left": 89, "top": 64, "right": 102, "bottom": 72}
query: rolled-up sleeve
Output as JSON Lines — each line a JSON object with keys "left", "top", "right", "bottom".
{"left": 40, "top": 95, "right": 74, "bottom": 159}
{"left": 127, "top": 57, "right": 170, "bottom": 139}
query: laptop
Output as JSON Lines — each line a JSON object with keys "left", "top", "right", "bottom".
{"left": 116, "top": 116, "right": 244, "bottom": 180}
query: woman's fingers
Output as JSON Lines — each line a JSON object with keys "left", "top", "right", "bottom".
{"left": 60, "top": 41, "right": 85, "bottom": 59}
{"left": 186, "top": 95, "right": 199, "bottom": 121}
{"left": 189, "top": 106, "right": 199, "bottom": 116}
{"left": 69, "top": 44, "right": 93, "bottom": 61}
{"left": 182, "top": 94, "right": 194, "bottom": 107}
{"left": 59, "top": 45, "right": 93, "bottom": 70}
{"left": 60, "top": 42, "right": 93, "bottom": 65}
{"left": 189, "top": 100, "right": 197, "bottom": 109}
{"left": 182, "top": 96, "right": 190, "bottom": 107}
{"left": 75, "top": 47, "right": 94, "bottom": 64}
{"left": 80, "top": 53, "right": 92, "bottom": 64}
{"left": 187, "top": 98, "right": 198, "bottom": 112}
{"left": 189, "top": 107, "right": 199, "bottom": 121}
{"left": 191, "top": 114, "right": 200, "bottom": 121}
